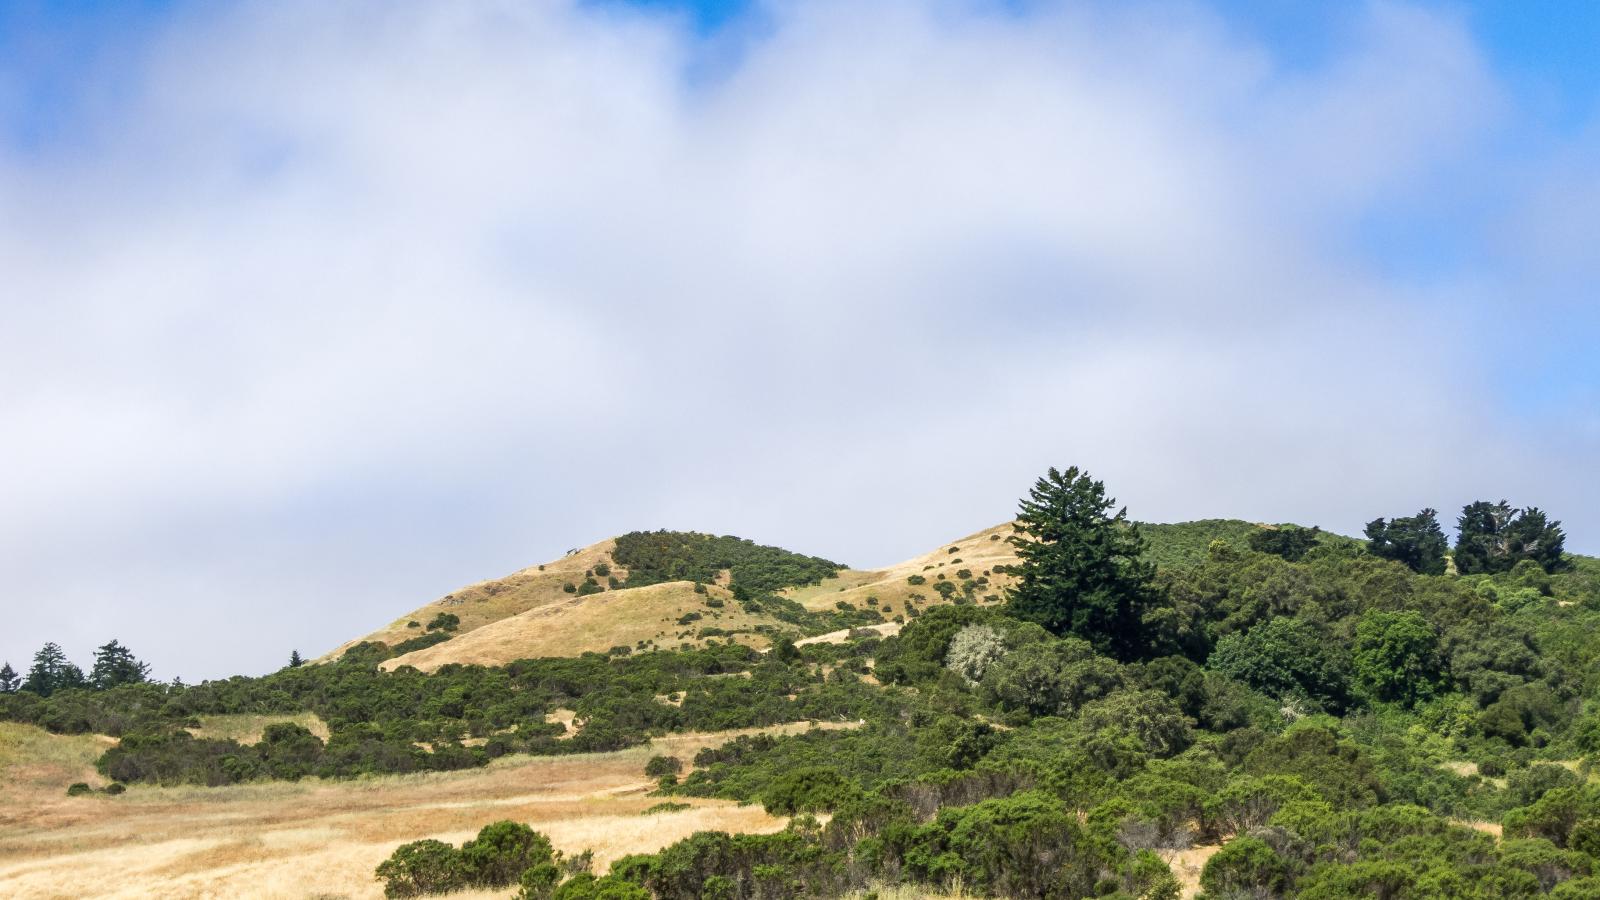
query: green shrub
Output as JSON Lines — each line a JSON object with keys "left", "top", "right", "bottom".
{"left": 763, "top": 767, "right": 859, "bottom": 814}
{"left": 1200, "top": 836, "right": 1293, "bottom": 897}
{"left": 906, "top": 575, "right": 927, "bottom": 586}
{"left": 642, "top": 801, "right": 692, "bottom": 815}
{"left": 425, "top": 613, "right": 460, "bottom": 633}
{"left": 645, "top": 755, "right": 683, "bottom": 777}
{"left": 375, "top": 839, "right": 468, "bottom": 898}
{"left": 392, "top": 632, "right": 452, "bottom": 655}
{"left": 516, "top": 863, "right": 562, "bottom": 900}
{"left": 550, "top": 873, "right": 650, "bottom": 899}
{"left": 461, "top": 820, "right": 555, "bottom": 888}
{"left": 66, "top": 782, "right": 92, "bottom": 796}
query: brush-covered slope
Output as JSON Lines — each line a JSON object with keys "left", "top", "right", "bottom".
{"left": 328, "top": 531, "right": 850, "bottom": 671}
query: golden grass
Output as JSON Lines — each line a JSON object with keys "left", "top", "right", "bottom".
{"left": 784, "top": 522, "right": 1020, "bottom": 618}
{"left": 319, "top": 539, "right": 626, "bottom": 662}
{"left": 381, "top": 580, "right": 780, "bottom": 672}
{"left": 0, "top": 723, "right": 114, "bottom": 798}
{"left": 1166, "top": 844, "right": 1221, "bottom": 899}
{"left": 0, "top": 722, "right": 843, "bottom": 899}
{"left": 328, "top": 523, "right": 1020, "bottom": 673}
{"left": 186, "top": 713, "right": 331, "bottom": 744}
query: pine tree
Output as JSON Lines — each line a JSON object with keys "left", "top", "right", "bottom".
{"left": 0, "top": 662, "right": 18, "bottom": 693}
{"left": 1364, "top": 509, "right": 1448, "bottom": 575}
{"left": 289, "top": 649, "right": 304, "bottom": 668}
{"left": 89, "top": 640, "right": 151, "bottom": 689}
{"left": 23, "top": 642, "right": 85, "bottom": 697}
{"left": 1004, "top": 466, "right": 1158, "bottom": 660}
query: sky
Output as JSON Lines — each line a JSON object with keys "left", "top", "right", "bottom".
{"left": 1, "top": 0, "right": 1597, "bottom": 681}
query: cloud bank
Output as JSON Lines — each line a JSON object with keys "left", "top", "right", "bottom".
{"left": 2, "top": 0, "right": 1595, "bottom": 679}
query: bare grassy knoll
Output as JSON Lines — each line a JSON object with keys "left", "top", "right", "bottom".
{"left": 783, "top": 523, "right": 1021, "bottom": 617}
{"left": 381, "top": 581, "right": 773, "bottom": 673}
{"left": 321, "top": 539, "right": 626, "bottom": 661}
{"left": 0, "top": 721, "right": 847, "bottom": 899}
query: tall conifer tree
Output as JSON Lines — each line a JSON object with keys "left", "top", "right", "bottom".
{"left": 1005, "top": 466, "right": 1157, "bottom": 660}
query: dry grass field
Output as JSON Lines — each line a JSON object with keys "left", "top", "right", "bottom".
{"left": 0, "top": 720, "right": 850, "bottom": 900}
{"left": 380, "top": 581, "right": 775, "bottom": 673}
{"left": 783, "top": 522, "right": 1020, "bottom": 617}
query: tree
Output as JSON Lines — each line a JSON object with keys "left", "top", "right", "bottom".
{"left": 89, "top": 640, "right": 150, "bottom": 690}
{"left": 1455, "top": 500, "right": 1566, "bottom": 574}
{"left": 1351, "top": 610, "right": 1444, "bottom": 707}
{"left": 1209, "top": 618, "right": 1353, "bottom": 713}
{"left": 1504, "top": 507, "right": 1568, "bottom": 573}
{"left": 22, "top": 642, "right": 84, "bottom": 697}
{"left": 289, "top": 650, "right": 304, "bottom": 668}
{"left": 1455, "top": 500, "right": 1515, "bottom": 574}
{"left": 0, "top": 662, "right": 17, "bottom": 693}
{"left": 1005, "top": 466, "right": 1158, "bottom": 660}
{"left": 1364, "top": 509, "right": 1448, "bottom": 575}
{"left": 1249, "top": 525, "right": 1321, "bottom": 562}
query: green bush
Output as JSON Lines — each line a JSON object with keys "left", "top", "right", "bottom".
{"left": 426, "top": 613, "right": 460, "bottom": 633}
{"left": 645, "top": 755, "right": 683, "bottom": 777}
{"left": 375, "top": 839, "right": 468, "bottom": 898}
{"left": 461, "top": 820, "right": 555, "bottom": 887}
{"left": 762, "top": 767, "right": 859, "bottom": 814}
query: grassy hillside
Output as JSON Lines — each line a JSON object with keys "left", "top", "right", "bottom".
{"left": 380, "top": 581, "right": 780, "bottom": 672}
{"left": 8, "top": 495, "right": 1600, "bottom": 899}
{"left": 340, "top": 519, "right": 1330, "bottom": 672}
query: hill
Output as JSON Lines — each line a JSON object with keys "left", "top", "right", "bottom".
{"left": 5, "top": 477, "right": 1597, "bottom": 900}
{"left": 334, "top": 519, "right": 1327, "bottom": 671}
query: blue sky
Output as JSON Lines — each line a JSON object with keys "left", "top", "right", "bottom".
{"left": 1, "top": 0, "right": 1598, "bottom": 679}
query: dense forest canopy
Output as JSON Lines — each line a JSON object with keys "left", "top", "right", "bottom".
{"left": 4, "top": 468, "right": 1598, "bottom": 898}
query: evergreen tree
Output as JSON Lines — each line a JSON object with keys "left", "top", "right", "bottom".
{"left": 1454, "top": 500, "right": 1515, "bottom": 575}
{"left": 22, "top": 642, "right": 85, "bottom": 697}
{"left": 289, "top": 649, "right": 304, "bottom": 668}
{"left": 1364, "top": 509, "right": 1449, "bottom": 575}
{"left": 0, "top": 662, "right": 17, "bottom": 693}
{"left": 89, "top": 639, "right": 151, "bottom": 689}
{"left": 1455, "top": 500, "right": 1567, "bottom": 574}
{"left": 1004, "top": 466, "right": 1157, "bottom": 660}
{"left": 1504, "top": 507, "right": 1568, "bottom": 573}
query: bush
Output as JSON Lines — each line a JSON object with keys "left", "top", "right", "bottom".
{"left": 375, "top": 839, "right": 469, "bottom": 898}
{"left": 517, "top": 863, "right": 562, "bottom": 900}
{"left": 550, "top": 873, "right": 650, "bottom": 899}
{"left": 906, "top": 575, "right": 927, "bottom": 586}
{"left": 426, "top": 613, "right": 460, "bottom": 633}
{"left": 461, "top": 820, "right": 555, "bottom": 887}
{"left": 944, "top": 625, "right": 1007, "bottom": 686}
{"left": 762, "top": 767, "right": 859, "bottom": 814}
{"left": 1200, "top": 836, "right": 1293, "bottom": 897}
{"left": 66, "top": 782, "right": 93, "bottom": 796}
{"left": 645, "top": 755, "right": 683, "bottom": 777}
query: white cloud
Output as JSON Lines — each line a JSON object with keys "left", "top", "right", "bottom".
{"left": 0, "top": 0, "right": 1593, "bottom": 679}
